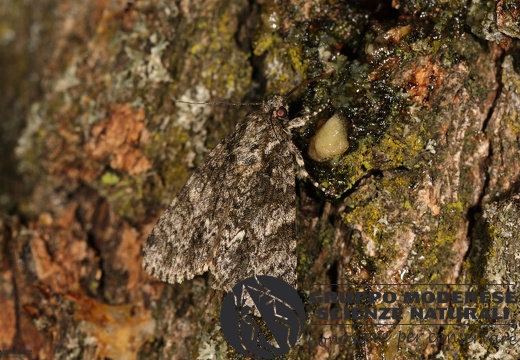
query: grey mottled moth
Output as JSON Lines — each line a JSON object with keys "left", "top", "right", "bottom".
{"left": 143, "top": 78, "right": 331, "bottom": 290}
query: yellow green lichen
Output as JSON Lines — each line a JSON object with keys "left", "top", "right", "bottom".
{"left": 253, "top": 33, "right": 279, "bottom": 56}
{"left": 100, "top": 171, "right": 120, "bottom": 186}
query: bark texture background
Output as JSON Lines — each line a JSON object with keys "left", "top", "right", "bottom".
{"left": 1, "top": 0, "right": 520, "bottom": 358}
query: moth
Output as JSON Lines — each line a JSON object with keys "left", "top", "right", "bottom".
{"left": 143, "top": 78, "right": 331, "bottom": 290}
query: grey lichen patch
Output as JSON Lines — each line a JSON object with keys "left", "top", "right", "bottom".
{"left": 118, "top": 31, "right": 172, "bottom": 90}
{"left": 446, "top": 196, "right": 520, "bottom": 359}
{"left": 468, "top": 0, "right": 505, "bottom": 42}
{"left": 468, "top": 0, "right": 520, "bottom": 42}
{"left": 495, "top": 0, "right": 520, "bottom": 39}
{"left": 16, "top": 102, "right": 44, "bottom": 177}
{"left": 174, "top": 85, "right": 212, "bottom": 164}
{"left": 196, "top": 318, "right": 229, "bottom": 360}
{"left": 95, "top": 8, "right": 176, "bottom": 103}
{"left": 482, "top": 197, "right": 520, "bottom": 286}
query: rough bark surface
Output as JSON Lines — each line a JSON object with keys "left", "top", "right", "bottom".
{"left": 1, "top": 0, "right": 520, "bottom": 359}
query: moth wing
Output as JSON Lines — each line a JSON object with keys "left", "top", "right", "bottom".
{"left": 143, "top": 128, "right": 237, "bottom": 284}
{"left": 143, "top": 113, "right": 297, "bottom": 289}
{"left": 212, "top": 127, "right": 297, "bottom": 290}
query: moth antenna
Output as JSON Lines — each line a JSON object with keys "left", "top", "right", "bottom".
{"left": 171, "top": 97, "right": 263, "bottom": 107}
{"left": 285, "top": 70, "right": 335, "bottom": 99}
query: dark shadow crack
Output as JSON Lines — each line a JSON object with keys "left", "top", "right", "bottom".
{"left": 462, "top": 48, "right": 506, "bottom": 268}
{"left": 235, "top": 0, "right": 265, "bottom": 104}
{"left": 323, "top": 165, "right": 412, "bottom": 202}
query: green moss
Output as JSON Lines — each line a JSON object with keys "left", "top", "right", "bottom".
{"left": 100, "top": 171, "right": 120, "bottom": 185}
{"left": 88, "top": 280, "right": 100, "bottom": 294}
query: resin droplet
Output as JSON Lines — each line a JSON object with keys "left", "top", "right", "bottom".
{"left": 308, "top": 114, "right": 349, "bottom": 162}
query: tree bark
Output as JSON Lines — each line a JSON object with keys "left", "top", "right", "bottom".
{"left": 1, "top": 0, "right": 519, "bottom": 359}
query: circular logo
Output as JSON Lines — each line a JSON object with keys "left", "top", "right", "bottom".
{"left": 220, "top": 275, "right": 305, "bottom": 359}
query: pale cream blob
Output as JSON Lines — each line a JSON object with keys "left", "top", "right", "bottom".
{"left": 308, "top": 114, "right": 349, "bottom": 162}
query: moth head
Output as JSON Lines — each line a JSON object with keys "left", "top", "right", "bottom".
{"left": 264, "top": 95, "right": 289, "bottom": 120}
